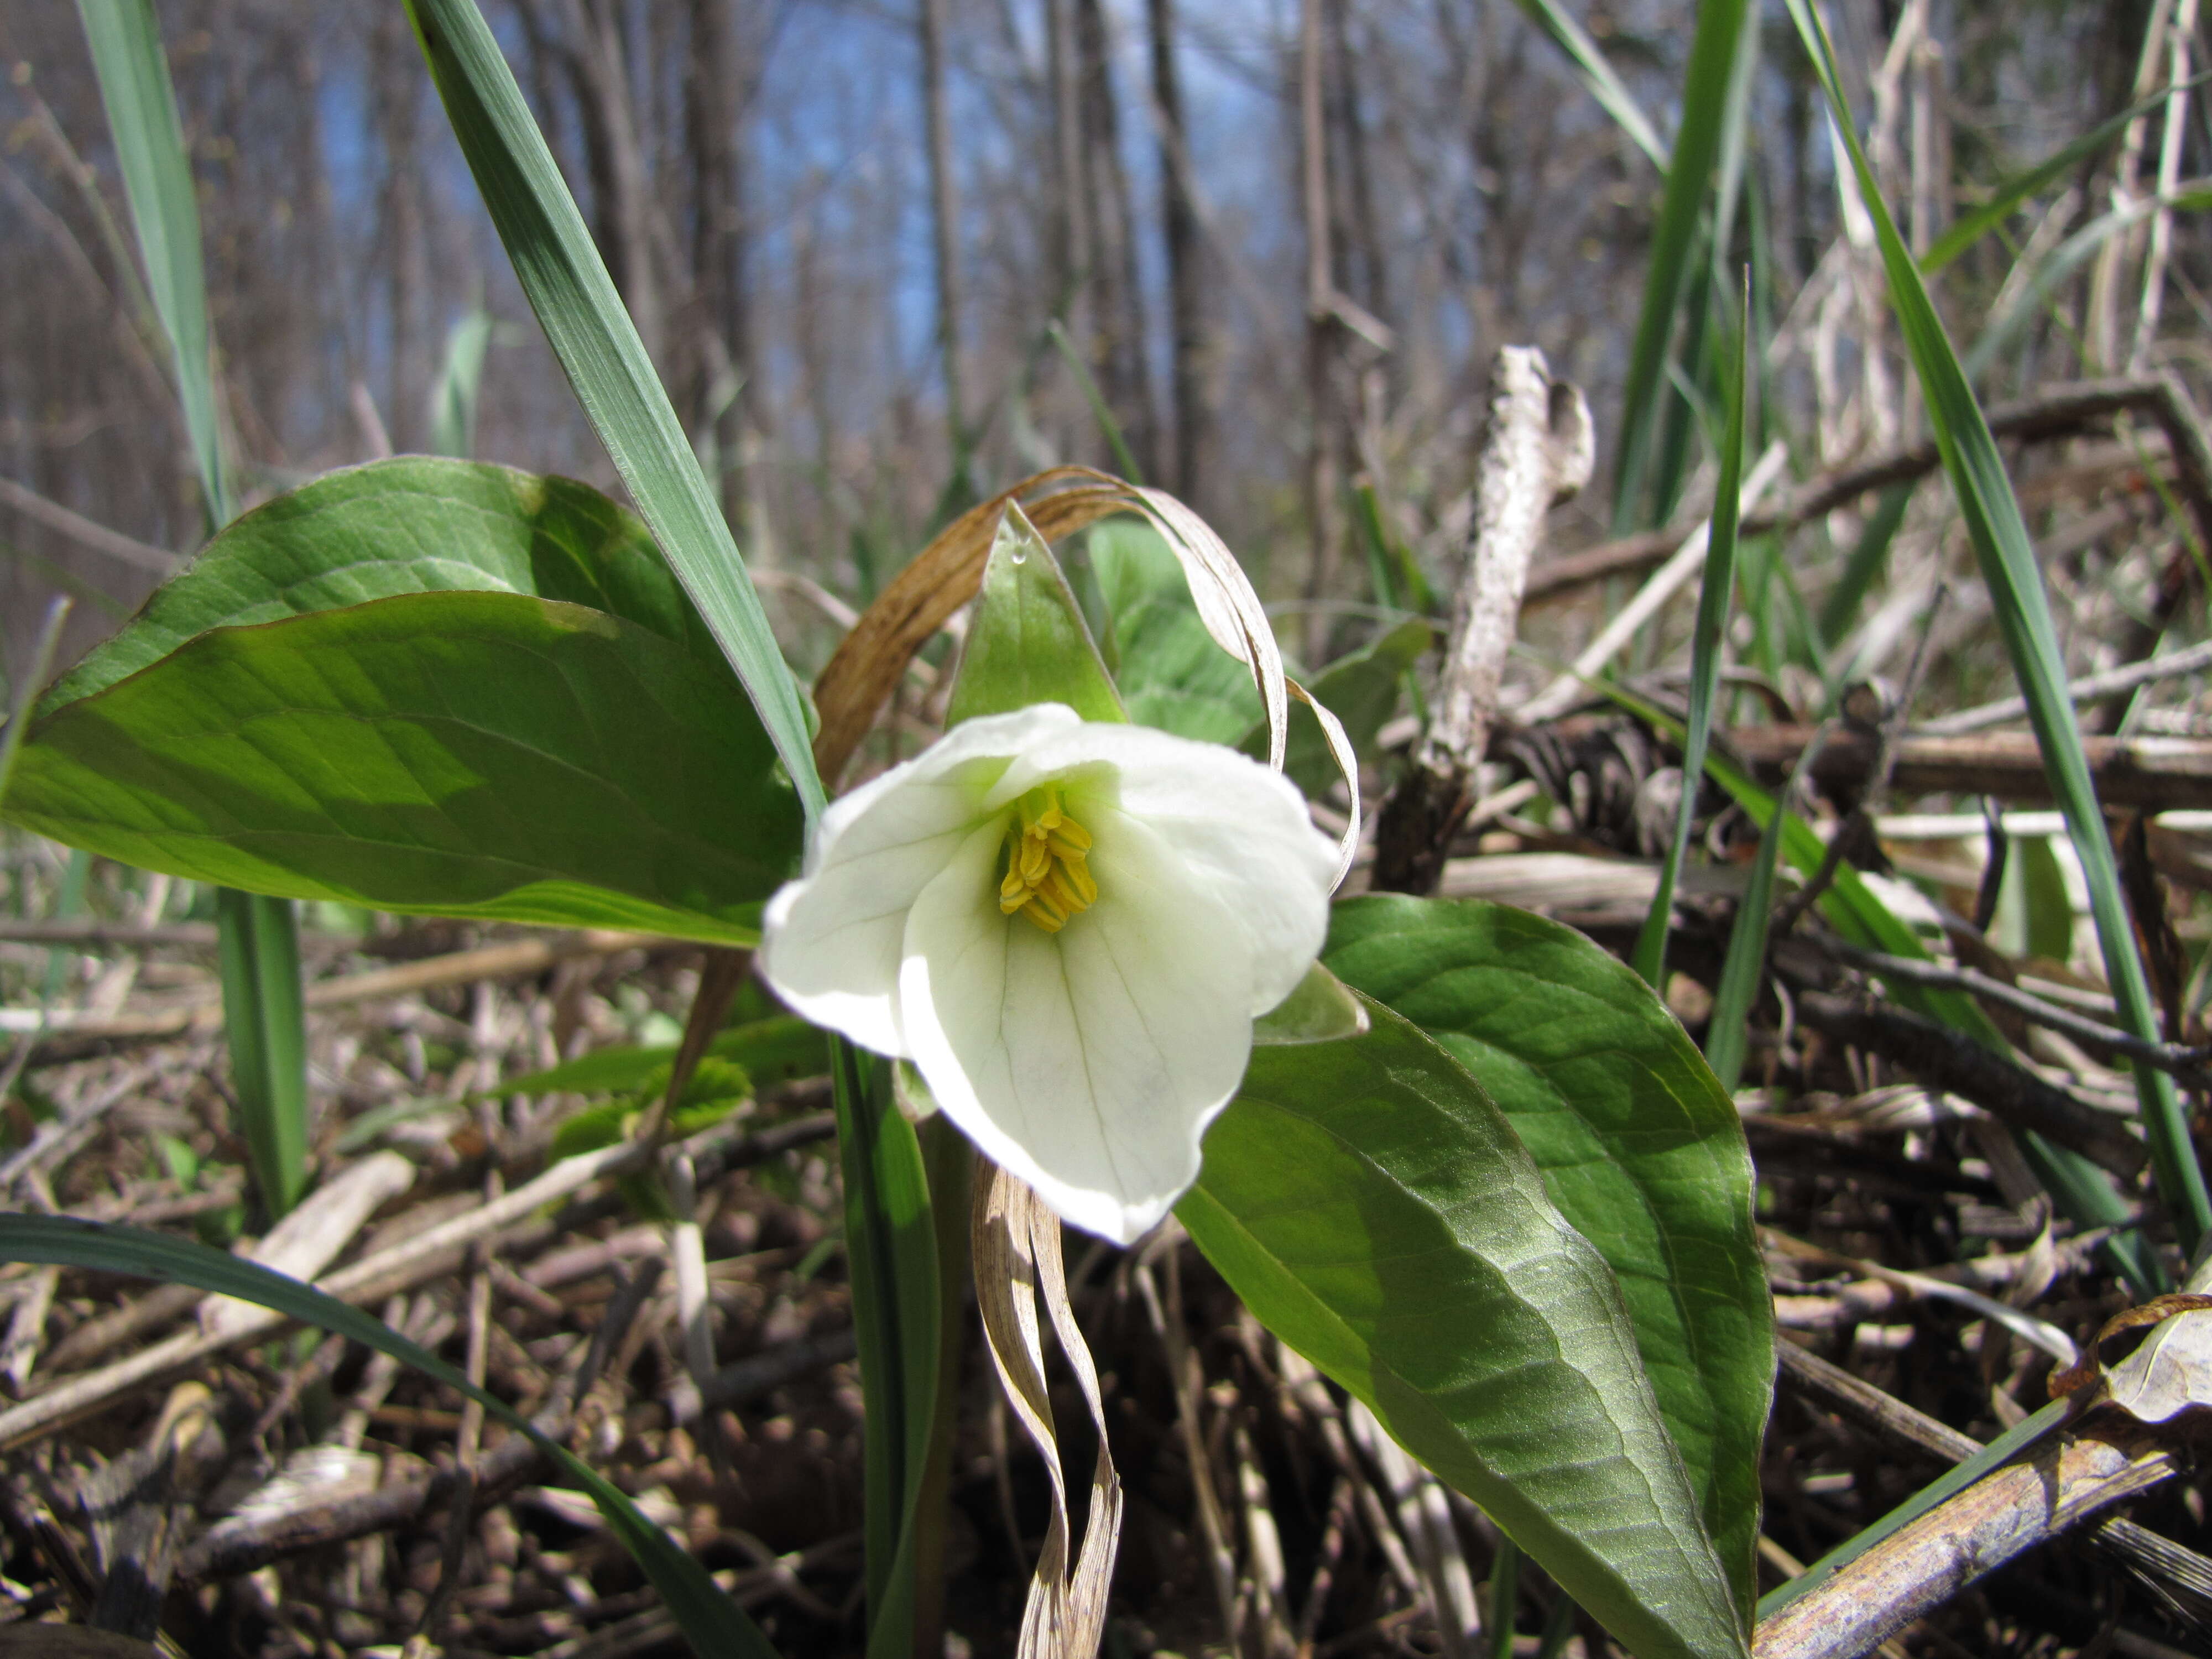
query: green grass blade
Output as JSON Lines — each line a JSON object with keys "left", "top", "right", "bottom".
{"left": 215, "top": 889, "right": 309, "bottom": 1219}
{"left": 828, "top": 1039, "right": 943, "bottom": 1659}
{"left": 1509, "top": 0, "right": 1667, "bottom": 169}
{"left": 1788, "top": 0, "right": 2212, "bottom": 1255}
{"left": 1703, "top": 734, "right": 1820, "bottom": 1094}
{"left": 1611, "top": 0, "right": 1750, "bottom": 531}
{"left": 430, "top": 306, "right": 494, "bottom": 458}
{"left": 1755, "top": 1397, "right": 2070, "bottom": 1620}
{"left": 0, "top": 1213, "right": 781, "bottom": 1659}
{"left": 1920, "top": 72, "right": 2210, "bottom": 275}
{"left": 78, "top": 2, "right": 314, "bottom": 1224}
{"left": 76, "top": 0, "right": 229, "bottom": 529}
{"left": 1046, "top": 319, "right": 1145, "bottom": 486}
{"left": 1817, "top": 482, "right": 1914, "bottom": 646}
{"left": 404, "top": 0, "right": 824, "bottom": 825}
{"left": 0, "top": 599, "right": 70, "bottom": 806}
{"left": 1634, "top": 274, "right": 1749, "bottom": 987}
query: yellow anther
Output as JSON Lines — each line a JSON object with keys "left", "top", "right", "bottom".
{"left": 998, "top": 785, "right": 1099, "bottom": 932}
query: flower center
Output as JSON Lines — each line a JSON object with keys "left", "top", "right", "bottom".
{"left": 997, "top": 785, "right": 1098, "bottom": 933}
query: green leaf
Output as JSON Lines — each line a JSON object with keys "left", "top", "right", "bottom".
{"left": 76, "top": 0, "right": 228, "bottom": 528}
{"left": 4, "top": 591, "right": 800, "bottom": 944}
{"left": 0, "top": 1213, "right": 778, "bottom": 1659}
{"left": 1184, "top": 993, "right": 1745, "bottom": 1659}
{"left": 488, "top": 1016, "right": 826, "bottom": 1099}
{"left": 945, "top": 503, "right": 1126, "bottom": 728}
{"left": 43, "top": 457, "right": 724, "bottom": 716}
{"left": 1093, "top": 520, "right": 1265, "bottom": 744}
{"left": 1788, "top": 0, "right": 2211, "bottom": 1254}
{"left": 1244, "top": 619, "right": 1431, "bottom": 800}
{"left": 404, "top": 0, "right": 823, "bottom": 825}
{"left": 1635, "top": 274, "right": 1748, "bottom": 988}
{"left": 1324, "top": 896, "right": 1770, "bottom": 1630}
{"left": 1612, "top": 0, "right": 1750, "bottom": 531}
{"left": 216, "top": 890, "right": 309, "bottom": 1219}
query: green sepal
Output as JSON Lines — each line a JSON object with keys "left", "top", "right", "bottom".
{"left": 1251, "top": 962, "right": 1369, "bottom": 1047}
{"left": 944, "top": 503, "right": 1127, "bottom": 728}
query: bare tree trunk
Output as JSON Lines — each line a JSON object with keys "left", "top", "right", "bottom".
{"left": 1327, "top": 0, "right": 1387, "bottom": 325}
{"left": 556, "top": 0, "right": 666, "bottom": 372}
{"left": 919, "top": 0, "right": 969, "bottom": 455}
{"left": 1148, "top": 0, "right": 1212, "bottom": 509}
{"left": 1299, "top": 0, "right": 1343, "bottom": 666}
{"left": 1074, "top": 0, "right": 1156, "bottom": 481}
{"left": 686, "top": 0, "right": 753, "bottom": 526}
{"left": 372, "top": 9, "right": 426, "bottom": 454}
{"left": 1047, "top": 0, "right": 1090, "bottom": 322}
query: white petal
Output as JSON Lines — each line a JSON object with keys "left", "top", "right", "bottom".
{"left": 759, "top": 703, "right": 1082, "bottom": 1055}
{"left": 988, "top": 722, "right": 1337, "bottom": 1016}
{"left": 899, "top": 809, "right": 1255, "bottom": 1243}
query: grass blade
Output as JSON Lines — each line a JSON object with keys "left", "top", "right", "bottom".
{"left": 1920, "top": 72, "right": 2210, "bottom": 275}
{"left": 1509, "top": 0, "right": 1667, "bottom": 169}
{"left": 0, "top": 1212, "right": 780, "bottom": 1659}
{"left": 0, "top": 599, "right": 70, "bottom": 806}
{"left": 405, "top": 0, "right": 825, "bottom": 825}
{"left": 430, "top": 305, "right": 494, "bottom": 458}
{"left": 76, "top": 0, "right": 229, "bottom": 529}
{"left": 80, "top": 2, "right": 314, "bottom": 1223}
{"left": 1611, "top": 0, "right": 1749, "bottom": 531}
{"left": 215, "top": 889, "right": 309, "bottom": 1219}
{"left": 1703, "top": 732, "right": 1821, "bottom": 1094}
{"left": 1817, "top": 482, "right": 1914, "bottom": 646}
{"left": 829, "top": 1039, "right": 943, "bottom": 1659}
{"left": 1634, "top": 273, "right": 1749, "bottom": 987}
{"left": 1788, "top": 0, "right": 2212, "bottom": 1255}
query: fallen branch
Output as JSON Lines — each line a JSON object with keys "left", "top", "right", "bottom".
{"left": 1789, "top": 990, "right": 2147, "bottom": 1178}
{"left": 1373, "top": 346, "right": 1590, "bottom": 894}
{"left": 1729, "top": 724, "right": 2212, "bottom": 810}
{"left": 1752, "top": 1419, "right": 2176, "bottom": 1659}
{"left": 1526, "top": 374, "right": 2212, "bottom": 602}
{"left": 7, "top": 929, "right": 679, "bottom": 1066}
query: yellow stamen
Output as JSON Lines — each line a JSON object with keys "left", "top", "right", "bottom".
{"left": 997, "top": 785, "right": 1099, "bottom": 933}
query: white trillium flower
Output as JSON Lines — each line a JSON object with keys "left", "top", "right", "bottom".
{"left": 760, "top": 703, "right": 1339, "bottom": 1243}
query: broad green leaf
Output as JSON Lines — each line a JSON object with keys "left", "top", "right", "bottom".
{"left": 486, "top": 1015, "right": 826, "bottom": 1099}
{"left": 1092, "top": 520, "right": 1264, "bottom": 744}
{"left": 1789, "top": 0, "right": 2211, "bottom": 1253}
{"left": 405, "top": 0, "right": 823, "bottom": 824}
{"left": 216, "top": 890, "right": 309, "bottom": 1219}
{"left": 0, "top": 1213, "right": 777, "bottom": 1659}
{"left": 945, "top": 503, "right": 1126, "bottom": 728}
{"left": 3, "top": 592, "right": 800, "bottom": 944}
{"left": 1613, "top": 0, "right": 1749, "bottom": 531}
{"left": 1243, "top": 619, "right": 1430, "bottom": 800}
{"left": 1184, "top": 995, "right": 1746, "bottom": 1659}
{"left": 44, "top": 457, "right": 722, "bottom": 716}
{"left": 77, "top": 0, "right": 228, "bottom": 527}
{"left": 1324, "top": 896, "right": 1769, "bottom": 1629}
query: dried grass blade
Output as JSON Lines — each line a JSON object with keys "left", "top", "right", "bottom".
{"left": 972, "top": 1164, "right": 1123, "bottom": 1659}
